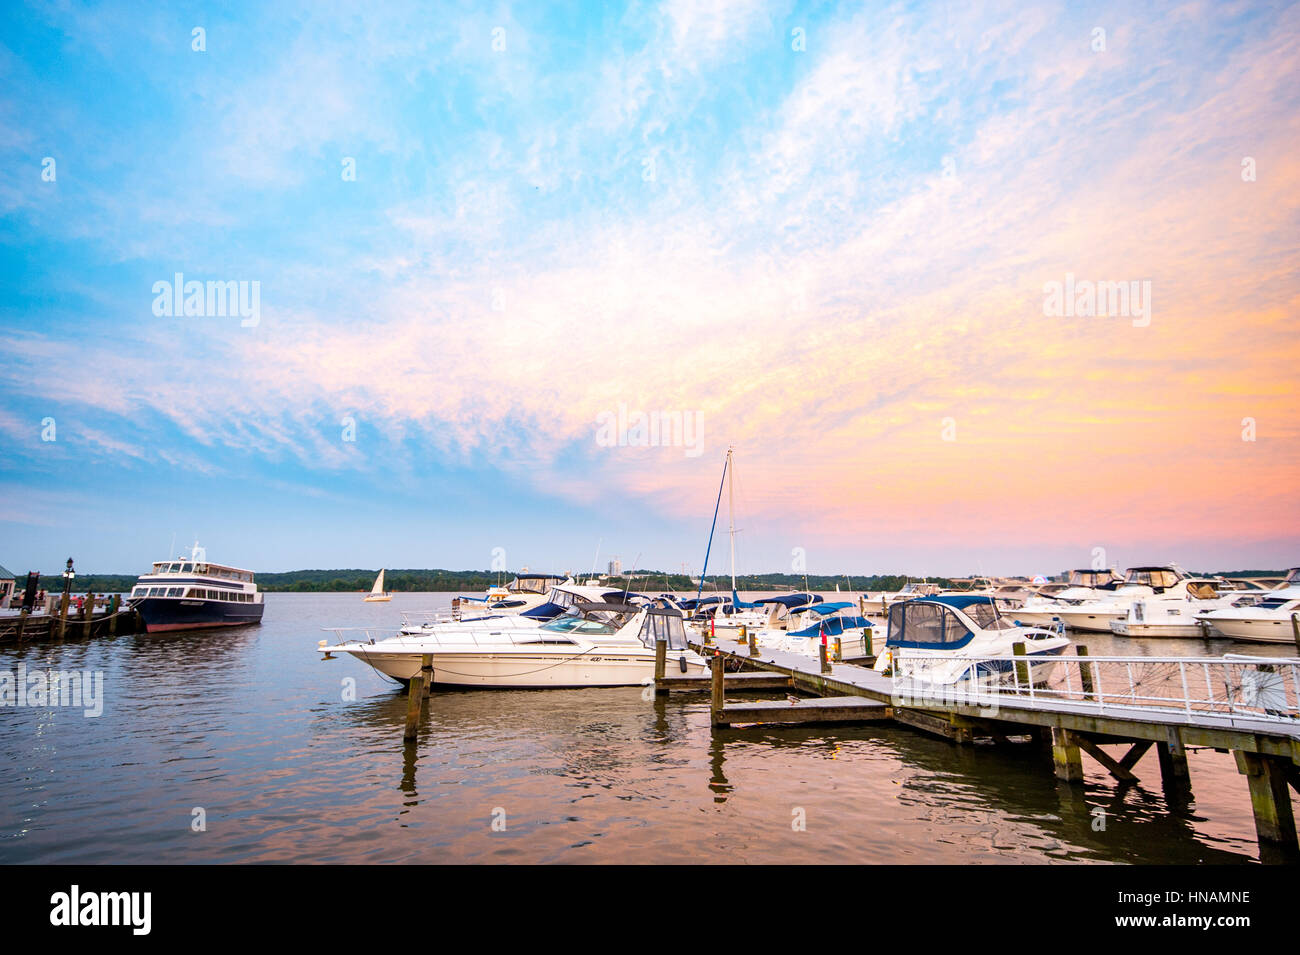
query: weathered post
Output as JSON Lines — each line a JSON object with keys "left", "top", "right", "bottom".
{"left": 654, "top": 638, "right": 667, "bottom": 694}
{"left": 403, "top": 654, "right": 432, "bottom": 742}
{"left": 1292, "top": 613, "right": 1300, "bottom": 655}
{"left": 863, "top": 626, "right": 873, "bottom": 659}
{"left": 746, "top": 626, "right": 757, "bottom": 657}
{"left": 14, "top": 608, "right": 28, "bottom": 642}
{"left": 421, "top": 654, "right": 434, "bottom": 700}
{"left": 710, "top": 652, "right": 725, "bottom": 725}
{"left": 819, "top": 641, "right": 830, "bottom": 674}
{"left": 107, "top": 594, "right": 121, "bottom": 637}
{"left": 57, "top": 592, "right": 71, "bottom": 641}
{"left": 1157, "top": 728, "right": 1191, "bottom": 797}
{"left": 1051, "top": 727, "right": 1084, "bottom": 783}
{"left": 1076, "top": 644, "right": 1094, "bottom": 696}
{"left": 1235, "top": 751, "right": 1299, "bottom": 855}
{"left": 1012, "top": 640, "right": 1028, "bottom": 688}
{"left": 81, "top": 594, "right": 95, "bottom": 639}
{"left": 833, "top": 636, "right": 843, "bottom": 663}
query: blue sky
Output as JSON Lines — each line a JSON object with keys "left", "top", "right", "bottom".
{"left": 2, "top": 0, "right": 1297, "bottom": 578}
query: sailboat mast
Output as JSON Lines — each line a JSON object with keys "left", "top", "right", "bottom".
{"left": 727, "top": 446, "right": 736, "bottom": 594}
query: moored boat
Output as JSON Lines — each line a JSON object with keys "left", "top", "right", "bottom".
{"left": 128, "top": 545, "right": 264, "bottom": 632}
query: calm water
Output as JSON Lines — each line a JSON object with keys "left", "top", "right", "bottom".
{"left": 0, "top": 592, "right": 1289, "bottom": 864}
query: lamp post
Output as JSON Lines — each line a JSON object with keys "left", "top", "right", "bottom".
{"left": 58, "top": 557, "right": 75, "bottom": 639}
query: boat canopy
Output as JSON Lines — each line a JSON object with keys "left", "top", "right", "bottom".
{"left": 805, "top": 602, "right": 855, "bottom": 615}
{"left": 755, "top": 593, "right": 824, "bottom": 610}
{"left": 638, "top": 607, "right": 689, "bottom": 651}
{"left": 886, "top": 600, "right": 975, "bottom": 650}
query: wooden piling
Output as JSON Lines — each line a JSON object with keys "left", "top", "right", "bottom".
{"left": 745, "top": 626, "right": 757, "bottom": 657}
{"left": 819, "top": 641, "right": 830, "bottom": 674}
{"left": 1012, "top": 640, "right": 1028, "bottom": 687}
{"left": 107, "top": 595, "right": 120, "bottom": 637}
{"left": 80, "top": 594, "right": 94, "bottom": 639}
{"left": 57, "top": 592, "right": 70, "bottom": 640}
{"left": 833, "top": 637, "right": 843, "bottom": 663}
{"left": 710, "top": 652, "right": 725, "bottom": 724}
{"left": 654, "top": 638, "right": 667, "bottom": 691}
{"left": 1235, "top": 750, "right": 1299, "bottom": 854}
{"left": 403, "top": 654, "right": 432, "bottom": 742}
{"left": 1051, "top": 726, "right": 1084, "bottom": 783}
{"left": 1157, "top": 728, "right": 1191, "bottom": 795}
{"left": 14, "top": 609, "right": 28, "bottom": 642}
{"left": 1076, "top": 645, "right": 1094, "bottom": 696}
{"left": 421, "top": 654, "right": 433, "bottom": 700}
{"left": 1292, "top": 614, "right": 1300, "bottom": 655}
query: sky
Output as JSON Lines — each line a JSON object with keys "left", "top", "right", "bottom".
{"left": 0, "top": 0, "right": 1297, "bottom": 579}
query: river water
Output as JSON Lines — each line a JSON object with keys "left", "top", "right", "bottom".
{"left": 0, "top": 592, "right": 1289, "bottom": 864}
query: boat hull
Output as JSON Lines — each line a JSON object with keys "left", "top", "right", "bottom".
{"left": 337, "top": 648, "right": 707, "bottom": 688}
{"left": 1110, "top": 620, "right": 1207, "bottom": 638}
{"left": 135, "top": 597, "right": 264, "bottom": 633}
{"left": 1053, "top": 609, "right": 1125, "bottom": 632}
{"left": 1198, "top": 617, "right": 1299, "bottom": 643}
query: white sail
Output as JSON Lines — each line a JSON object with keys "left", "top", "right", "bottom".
{"left": 371, "top": 569, "right": 386, "bottom": 594}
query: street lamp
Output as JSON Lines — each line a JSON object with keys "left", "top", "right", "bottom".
{"left": 62, "top": 557, "right": 75, "bottom": 596}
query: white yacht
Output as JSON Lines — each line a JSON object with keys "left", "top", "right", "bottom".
{"left": 320, "top": 601, "right": 708, "bottom": 688}
{"left": 400, "top": 580, "right": 622, "bottom": 634}
{"left": 859, "top": 581, "right": 942, "bottom": 617}
{"left": 1110, "top": 579, "right": 1262, "bottom": 638}
{"left": 873, "top": 595, "right": 1070, "bottom": 686}
{"left": 1049, "top": 566, "right": 1189, "bottom": 632}
{"left": 1011, "top": 569, "right": 1123, "bottom": 626}
{"left": 1197, "top": 569, "right": 1300, "bottom": 643}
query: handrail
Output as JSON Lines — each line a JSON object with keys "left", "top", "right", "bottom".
{"left": 891, "top": 650, "right": 1300, "bottom": 726}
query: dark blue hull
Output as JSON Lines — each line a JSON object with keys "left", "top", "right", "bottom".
{"left": 134, "top": 597, "right": 264, "bottom": 632}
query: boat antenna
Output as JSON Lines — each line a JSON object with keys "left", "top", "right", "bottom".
{"left": 589, "top": 538, "right": 602, "bottom": 585}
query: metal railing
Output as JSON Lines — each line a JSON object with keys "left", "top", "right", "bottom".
{"left": 891, "top": 650, "right": 1300, "bottom": 727}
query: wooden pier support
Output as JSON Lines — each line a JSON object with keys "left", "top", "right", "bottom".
{"left": 818, "top": 642, "right": 830, "bottom": 674}
{"left": 1157, "top": 729, "right": 1192, "bottom": 796}
{"left": 107, "top": 595, "right": 120, "bottom": 637}
{"left": 654, "top": 638, "right": 667, "bottom": 695}
{"left": 403, "top": 654, "right": 432, "bottom": 742}
{"left": 710, "top": 652, "right": 724, "bottom": 722}
{"left": 1234, "top": 751, "right": 1299, "bottom": 855}
{"left": 1012, "top": 641, "right": 1028, "bottom": 687}
{"left": 57, "top": 592, "right": 70, "bottom": 640}
{"left": 1051, "top": 727, "right": 1084, "bottom": 783}
{"left": 1076, "top": 645, "right": 1094, "bottom": 696}
{"left": 80, "top": 595, "right": 94, "bottom": 639}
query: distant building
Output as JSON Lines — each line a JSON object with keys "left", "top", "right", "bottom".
{"left": 608, "top": 558, "right": 622, "bottom": 576}
{"left": 0, "top": 565, "right": 15, "bottom": 606}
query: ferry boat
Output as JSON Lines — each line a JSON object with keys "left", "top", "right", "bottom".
{"left": 128, "top": 545, "right": 264, "bottom": 632}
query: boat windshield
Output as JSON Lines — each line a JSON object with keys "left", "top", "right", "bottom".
{"left": 639, "top": 611, "right": 688, "bottom": 650}
{"left": 1068, "top": 570, "right": 1111, "bottom": 587}
{"left": 510, "top": 576, "right": 560, "bottom": 595}
{"left": 1124, "top": 569, "right": 1180, "bottom": 589}
{"left": 539, "top": 617, "right": 618, "bottom": 635}
{"left": 962, "top": 601, "right": 1018, "bottom": 629}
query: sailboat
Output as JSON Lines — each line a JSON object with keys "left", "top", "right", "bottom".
{"left": 364, "top": 569, "right": 392, "bottom": 602}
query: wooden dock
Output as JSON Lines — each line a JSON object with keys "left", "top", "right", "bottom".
{"left": 675, "top": 633, "right": 1300, "bottom": 861}
{"left": 0, "top": 599, "right": 141, "bottom": 643}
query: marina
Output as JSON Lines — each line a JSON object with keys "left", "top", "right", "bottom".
{"left": 3, "top": 583, "right": 1299, "bottom": 867}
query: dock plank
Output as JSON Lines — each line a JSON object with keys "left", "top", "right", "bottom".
{"left": 717, "top": 696, "right": 890, "bottom": 726}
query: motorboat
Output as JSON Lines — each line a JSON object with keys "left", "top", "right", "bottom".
{"left": 399, "top": 580, "right": 625, "bottom": 633}
{"left": 363, "top": 569, "right": 391, "bottom": 602}
{"left": 319, "top": 601, "right": 708, "bottom": 688}
{"left": 1110, "top": 579, "right": 1263, "bottom": 638}
{"left": 755, "top": 601, "right": 877, "bottom": 658}
{"left": 128, "top": 543, "right": 264, "bottom": 632}
{"left": 1197, "top": 572, "right": 1300, "bottom": 644}
{"left": 1047, "top": 566, "right": 1190, "bottom": 632}
{"left": 873, "top": 595, "right": 1070, "bottom": 685}
{"left": 1011, "top": 569, "right": 1124, "bottom": 626}
{"left": 859, "top": 581, "right": 942, "bottom": 617}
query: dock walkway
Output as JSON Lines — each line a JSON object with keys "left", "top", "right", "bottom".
{"left": 672, "top": 634, "right": 1300, "bottom": 860}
